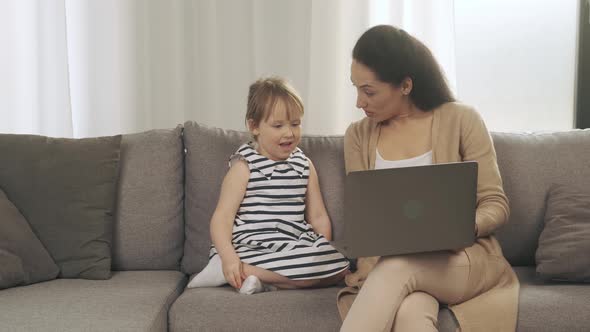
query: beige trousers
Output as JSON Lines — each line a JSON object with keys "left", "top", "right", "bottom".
{"left": 340, "top": 250, "right": 470, "bottom": 332}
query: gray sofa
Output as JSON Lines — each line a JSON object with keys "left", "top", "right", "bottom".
{"left": 1, "top": 122, "right": 589, "bottom": 332}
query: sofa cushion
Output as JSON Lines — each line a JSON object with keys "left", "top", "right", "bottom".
{"left": 514, "top": 266, "right": 590, "bottom": 331}
{"left": 170, "top": 286, "right": 343, "bottom": 332}
{"left": 0, "top": 134, "right": 121, "bottom": 279}
{"left": 181, "top": 122, "right": 250, "bottom": 274}
{"left": 183, "top": 127, "right": 590, "bottom": 270}
{"left": 181, "top": 122, "right": 347, "bottom": 275}
{"left": 169, "top": 286, "right": 459, "bottom": 332}
{"left": 535, "top": 183, "right": 590, "bottom": 282}
{"left": 0, "top": 271, "right": 187, "bottom": 332}
{"left": 297, "top": 135, "right": 347, "bottom": 241}
{"left": 113, "top": 127, "right": 184, "bottom": 271}
{"left": 0, "top": 188, "right": 59, "bottom": 287}
{"left": 492, "top": 130, "right": 590, "bottom": 266}
{"left": 0, "top": 249, "right": 25, "bottom": 289}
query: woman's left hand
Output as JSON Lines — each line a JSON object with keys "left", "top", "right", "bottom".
{"left": 345, "top": 256, "right": 380, "bottom": 287}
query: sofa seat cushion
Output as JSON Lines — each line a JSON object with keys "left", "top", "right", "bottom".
{"left": 0, "top": 271, "right": 186, "bottom": 332}
{"left": 169, "top": 286, "right": 459, "bottom": 332}
{"left": 170, "top": 286, "right": 343, "bottom": 332}
{"left": 514, "top": 266, "right": 590, "bottom": 332}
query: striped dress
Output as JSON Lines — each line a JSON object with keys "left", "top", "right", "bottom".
{"left": 210, "top": 142, "right": 350, "bottom": 280}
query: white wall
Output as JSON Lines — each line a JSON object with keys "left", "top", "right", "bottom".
{"left": 454, "top": 0, "right": 579, "bottom": 132}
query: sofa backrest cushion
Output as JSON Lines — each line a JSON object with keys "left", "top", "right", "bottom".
{"left": 0, "top": 249, "right": 25, "bottom": 289}
{"left": 297, "top": 135, "right": 347, "bottom": 241}
{"left": 0, "top": 133, "right": 121, "bottom": 279}
{"left": 181, "top": 122, "right": 347, "bottom": 274}
{"left": 492, "top": 130, "right": 590, "bottom": 266}
{"left": 182, "top": 122, "right": 250, "bottom": 274}
{"left": 0, "top": 188, "right": 59, "bottom": 287}
{"left": 112, "top": 127, "right": 185, "bottom": 271}
{"left": 181, "top": 123, "right": 590, "bottom": 269}
{"left": 535, "top": 183, "right": 590, "bottom": 281}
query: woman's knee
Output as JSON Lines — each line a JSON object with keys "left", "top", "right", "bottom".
{"left": 373, "top": 251, "right": 464, "bottom": 278}
{"left": 397, "top": 292, "right": 438, "bottom": 319}
{"left": 393, "top": 292, "right": 439, "bottom": 332}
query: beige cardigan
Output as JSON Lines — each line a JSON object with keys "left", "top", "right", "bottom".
{"left": 338, "top": 102, "right": 519, "bottom": 331}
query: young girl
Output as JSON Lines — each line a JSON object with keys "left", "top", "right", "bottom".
{"left": 188, "top": 77, "right": 349, "bottom": 294}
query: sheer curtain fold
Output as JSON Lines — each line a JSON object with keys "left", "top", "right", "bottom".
{"left": 0, "top": 0, "right": 73, "bottom": 137}
{"left": 1, "top": 0, "right": 455, "bottom": 137}
{"left": 371, "top": 0, "right": 457, "bottom": 93}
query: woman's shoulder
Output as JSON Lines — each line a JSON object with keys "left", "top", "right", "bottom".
{"left": 436, "top": 101, "right": 479, "bottom": 117}
{"left": 345, "top": 117, "right": 376, "bottom": 139}
{"left": 435, "top": 102, "right": 485, "bottom": 125}
{"left": 435, "top": 102, "right": 493, "bottom": 142}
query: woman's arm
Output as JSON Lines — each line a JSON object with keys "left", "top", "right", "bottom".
{"left": 460, "top": 109, "right": 510, "bottom": 237}
{"left": 344, "top": 122, "right": 366, "bottom": 174}
{"left": 305, "top": 160, "right": 332, "bottom": 240}
{"left": 210, "top": 159, "right": 250, "bottom": 288}
{"left": 343, "top": 120, "right": 380, "bottom": 287}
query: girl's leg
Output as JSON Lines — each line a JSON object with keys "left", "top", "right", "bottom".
{"left": 242, "top": 264, "right": 298, "bottom": 289}
{"left": 391, "top": 291, "right": 438, "bottom": 332}
{"left": 340, "top": 250, "right": 469, "bottom": 332}
{"left": 309, "top": 269, "right": 349, "bottom": 288}
{"left": 243, "top": 264, "right": 348, "bottom": 289}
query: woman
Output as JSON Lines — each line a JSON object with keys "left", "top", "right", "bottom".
{"left": 337, "top": 25, "right": 519, "bottom": 332}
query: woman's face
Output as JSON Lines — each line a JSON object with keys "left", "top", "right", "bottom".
{"left": 350, "top": 60, "right": 409, "bottom": 122}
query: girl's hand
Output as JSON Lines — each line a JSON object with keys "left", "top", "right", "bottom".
{"left": 222, "top": 255, "right": 244, "bottom": 289}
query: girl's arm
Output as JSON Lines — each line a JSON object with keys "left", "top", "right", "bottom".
{"left": 305, "top": 159, "right": 332, "bottom": 240}
{"left": 210, "top": 159, "right": 250, "bottom": 288}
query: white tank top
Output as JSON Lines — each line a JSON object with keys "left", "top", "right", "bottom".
{"left": 375, "top": 148, "right": 433, "bottom": 169}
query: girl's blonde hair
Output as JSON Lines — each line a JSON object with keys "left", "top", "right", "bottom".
{"left": 246, "top": 77, "right": 304, "bottom": 131}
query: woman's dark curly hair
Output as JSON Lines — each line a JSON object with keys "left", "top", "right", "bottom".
{"left": 353, "top": 25, "right": 455, "bottom": 111}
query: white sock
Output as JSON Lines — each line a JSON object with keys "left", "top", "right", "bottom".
{"left": 187, "top": 255, "right": 226, "bottom": 288}
{"left": 239, "top": 275, "right": 276, "bottom": 295}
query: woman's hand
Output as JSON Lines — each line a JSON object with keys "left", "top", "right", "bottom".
{"left": 221, "top": 255, "right": 245, "bottom": 289}
{"left": 345, "top": 256, "right": 380, "bottom": 287}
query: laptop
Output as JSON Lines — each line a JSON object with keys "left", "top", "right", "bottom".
{"left": 331, "top": 161, "right": 478, "bottom": 258}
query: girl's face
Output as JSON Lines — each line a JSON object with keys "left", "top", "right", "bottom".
{"left": 350, "top": 60, "right": 411, "bottom": 122}
{"left": 249, "top": 100, "right": 302, "bottom": 161}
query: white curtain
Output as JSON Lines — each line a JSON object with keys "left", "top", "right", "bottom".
{"left": 453, "top": 0, "right": 578, "bottom": 132}
{"left": 0, "top": 0, "right": 73, "bottom": 137}
{"left": 1, "top": 0, "right": 457, "bottom": 138}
